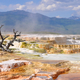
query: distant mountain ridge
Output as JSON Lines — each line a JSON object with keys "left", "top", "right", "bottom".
{"left": 69, "top": 16, "right": 80, "bottom": 20}
{"left": 0, "top": 10, "right": 80, "bottom": 34}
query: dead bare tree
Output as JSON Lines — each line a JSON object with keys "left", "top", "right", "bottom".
{"left": 6, "top": 29, "right": 21, "bottom": 52}
{"left": 0, "top": 25, "right": 9, "bottom": 51}
{"left": 0, "top": 25, "right": 21, "bottom": 52}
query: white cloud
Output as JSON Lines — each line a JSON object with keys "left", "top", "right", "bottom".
{"left": 8, "top": 4, "right": 25, "bottom": 10}
{"left": 35, "top": 0, "right": 70, "bottom": 11}
{"left": 68, "top": 6, "right": 73, "bottom": 8}
{"left": 39, "top": 0, "right": 80, "bottom": 12}
{"left": 73, "top": 5, "right": 80, "bottom": 10}
{"left": 36, "top": 3, "right": 56, "bottom": 11}
{"left": 46, "top": 4, "right": 56, "bottom": 11}
{"left": 0, "top": 0, "right": 80, "bottom": 16}
{"left": 0, "top": 1, "right": 34, "bottom": 11}
{"left": 42, "top": 0, "right": 49, "bottom": 3}
{"left": 8, "top": 4, "right": 19, "bottom": 10}
{"left": 37, "top": 3, "right": 46, "bottom": 10}
{"left": 16, "top": 5, "right": 25, "bottom": 10}
{"left": 0, "top": 0, "right": 78, "bottom": 12}
{"left": 56, "top": 2, "right": 61, "bottom": 4}
{"left": 46, "top": 4, "right": 56, "bottom": 10}
{"left": 56, "top": 16, "right": 61, "bottom": 18}
{"left": 26, "top": 1, "right": 33, "bottom": 5}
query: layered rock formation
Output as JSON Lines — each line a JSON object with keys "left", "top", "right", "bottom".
{"left": 0, "top": 58, "right": 80, "bottom": 80}
{"left": 0, "top": 59, "right": 30, "bottom": 72}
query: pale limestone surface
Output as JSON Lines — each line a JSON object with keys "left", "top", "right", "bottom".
{"left": 0, "top": 59, "right": 30, "bottom": 72}
{"left": 57, "top": 73, "right": 80, "bottom": 80}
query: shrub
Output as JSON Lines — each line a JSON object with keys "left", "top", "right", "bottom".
{"left": 35, "top": 44, "right": 39, "bottom": 48}
{"left": 60, "top": 50, "right": 64, "bottom": 53}
{"left": 30, "top": 41, "right": 36, "bottom": 43}
{"left": 26, "top": 43, "right": 32, "bottom": 48}
{"left": 20, "top": 42, "right": 27, "bottom": 48}
{"left": 34, "top": 48, "right": 46, "bottom": 53}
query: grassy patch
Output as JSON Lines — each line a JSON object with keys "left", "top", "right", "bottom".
{"left": 16, "top": 53, "right": 42, "bottom": 59}
{"left": 0, "top": 51, "right": 42, "bottom": 62}
{"left": 34, "top": 48, "right": 46, "bottom": 53}
{"left": 29, "top": 48, "right": 46, "bottom": 53}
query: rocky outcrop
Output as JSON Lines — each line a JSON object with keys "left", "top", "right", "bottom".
{"left": 0, "top": 59, "right": 71, "bottom": 80}
{"left": 11, "top": 68, "right": 69, "bottom": 80}
{"left": 0, "top": 59, "right": 30, "bottom": 72}
{"left": 0, "top": 67, "right": 69, "bottom": 80}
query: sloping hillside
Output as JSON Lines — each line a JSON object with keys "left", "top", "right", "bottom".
{"left": 0, "top": 10, "right": 80, "bottom": 34}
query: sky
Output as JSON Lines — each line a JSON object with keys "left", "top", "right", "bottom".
{"left": 0, "top": 0, "right": 80, "bottom": 18}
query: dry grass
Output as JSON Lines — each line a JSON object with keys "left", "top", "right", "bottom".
{"left": 0, "top": 53, "right": 17, "bottom": 62}
{"left": 0, "top": 51, "right": 42, "bottom": 62}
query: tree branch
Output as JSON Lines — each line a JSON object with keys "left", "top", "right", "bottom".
{"left": 3, "top": 35, "right": 9, "bottom": 40}
{"left": 0, "top": 25, "right": 21, "bottom": 52}
{"left": 6, "top": 29, "right": 21, "bottom": 50}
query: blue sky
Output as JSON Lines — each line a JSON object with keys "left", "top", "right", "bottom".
{"left": 0, "top": 0, "right": 80, "bottom": 18}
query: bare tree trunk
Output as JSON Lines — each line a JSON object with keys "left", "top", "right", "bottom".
{"left": 6, "top": 29, "right": 21, "bottom": 51}
{"left": 0, "top": 25, "right": 9, "bottom": 51}
{"left": 0, "top": 25, "right": 21, "bottom": 52}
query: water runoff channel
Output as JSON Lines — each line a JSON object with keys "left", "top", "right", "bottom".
{"left": 10, "top": 46, "right": 80, "bottom": 61}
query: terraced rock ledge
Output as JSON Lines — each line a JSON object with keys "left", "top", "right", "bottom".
{"left": 0, "top": 53, "right": 80, "bottom": 80}
{"left": 0, "top": 58, "right": 70, "bottom": 80}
